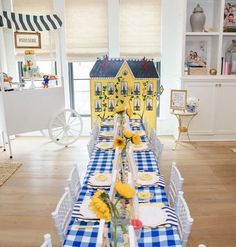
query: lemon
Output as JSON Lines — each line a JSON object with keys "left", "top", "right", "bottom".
{"left": 139, "top": 173, "right": 152, "bottom": 181}
{"left": 138, "top": 191, "right": 151, "bottom": 200}
{"left": 96, "top": 174, "right": 107, "bottom": 181}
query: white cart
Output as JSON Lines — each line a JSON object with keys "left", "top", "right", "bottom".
{"left": 0, "top": 11, "right": 83, "bottom": 158}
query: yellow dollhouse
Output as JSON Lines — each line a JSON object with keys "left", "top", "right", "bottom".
{"left": 90, "top": 56, "right": 159, "bottom": 131}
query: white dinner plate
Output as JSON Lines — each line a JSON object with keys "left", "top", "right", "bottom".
{"left": 132, "top": 143, "right": 149, "bottom": 151}
{"left": 136, "top": 172, "right": 159, "bottom": 186}
{"left": 139, "top": 204, "right": 167, "bottom": 227}
{"left": 89, "top": 173, "right": 112, "bottom": 187}
{"left": 80, "top": 198, "right": 97, "bottom": 219}
{"left": 100, "top": 131, "right": 114, "bottom": 137}
{"left": 96, "top": 142, "right": 113, "bottom": 150}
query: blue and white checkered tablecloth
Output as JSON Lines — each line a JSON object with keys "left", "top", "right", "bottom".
{"left": 64, "top": 120, "right": 182, "bottom": 247}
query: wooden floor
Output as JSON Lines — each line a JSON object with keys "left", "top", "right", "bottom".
{"left": 0, "top": 136, "right": 236, "bottom": 247}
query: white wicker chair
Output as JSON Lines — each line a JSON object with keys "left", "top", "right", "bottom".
{"left": 175, "top": 191, "right": 194, "bottom": 247}
{"left": 91, "top": 120, "right": 99, "bottom": 140}
{"left": 87, "top": 135, "right": 95, "bottom": 158}
{"left": 149, "top": 128, "right": 164, "bottom": 162}
{"left": 40, "top": 233, "right": 52, "bottom": 247}
{"left": 51, "top": 188, "right": 73, "bottom": 244}
{"left": 96, "top": 219, "right": 105, "bottom": 247}
{"left": 67, "top": 165, "right": 81, "bottom": 202}
{"left": 128, "top": 225, "right": 138, "bottom": 247}
{"left": 168, "top": 162, "right": 184, "bottom": 207}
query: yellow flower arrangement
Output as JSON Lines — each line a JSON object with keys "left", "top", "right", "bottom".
{"left": 115, "top": 181, "right": 135, "bottom": 199}
{"left": 115, "top": 105, "right": 125, "bottom": 114}
{"left": 123, "top": 130, "right": 133, "bottom": 139}
{"left": 113, "top": 136, "right": 126, "bottom": 150}
{"left": 131, "top": 134, "right": 141, "bottom": 145}
{"left": 89, "top": 190, "right": 111, "bottom": 222}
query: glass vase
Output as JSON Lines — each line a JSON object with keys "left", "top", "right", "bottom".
{"left": 111, "top": 216, "right": 129, "bottom": 247}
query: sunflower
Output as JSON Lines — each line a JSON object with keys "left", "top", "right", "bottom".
{"left": 123, "top": 130, "right": 133, "bottom": 139}
{"left": 89, "top": 191, "right": 111, "bottom": 222}
{"left": 131, "top": 134, "right": 141, "bottom": 145}
{"left": 126, "top": 107, "right": 133, "bottom": 118}
{"left": 115, "top": 105, "right": 125, "bottom": 114}
{"left": 115, "top": 181, "right": 135, "bottom": 199}
{"left": 113, "top": 136, "right": 126, "bottom": 150}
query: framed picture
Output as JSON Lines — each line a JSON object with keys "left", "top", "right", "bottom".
{"left": 95, "top": 82, "right": 102, "bottom": 96}
{"left": 14, "top": 32, "right": 41, "bottom": 49}
{"left": 170, "top": 89, "right": 187, "bottom": 110}
{"left": 224, "top": 1, "right": 236, "bottom": 32}
{"left": 185, "top": 40, "right": 207, "bottom": 71}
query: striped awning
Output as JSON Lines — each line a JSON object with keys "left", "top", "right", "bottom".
{"left": 0, "top": 11, "right": 62, "bottom": 31}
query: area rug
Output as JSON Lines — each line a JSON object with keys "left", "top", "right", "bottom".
{"left": 0, "top": 162, "right": 22, "bottom": 186}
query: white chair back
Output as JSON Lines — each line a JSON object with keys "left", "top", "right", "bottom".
{"left": 175, "top": 191, "right": 194, "bottom": 247}
{"left": 67, "top": 165, "right": 81, "bottom": 202}
{"left": 127, "top": 147, "right": 138, "bottom": 182}
{"left": 128, "top": 225, "right": 138, "bottom": 247}
{"left": 149, "top": 128, "right": 163, "bottom": 162}
{"left": 87, "top": 135, "right": 95, "bottom": 158}
{"left": 96, "top": 219, "right": 105, "bottom": 247}
{"left": 51, "top": 188, "right": 73, "bottom": 244}
{"left": 91, "top": 120, "right": 99, "bottom": 139}
{"left": 168, "top": 162, "right": 184, "bottom": 207}
{"left": 40, "top": 233, "right": 52, "bottom": 247}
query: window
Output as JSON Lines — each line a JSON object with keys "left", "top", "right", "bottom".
{"left": 120, "top": 0, "right": 161, "bottom": 57}
{"left": 65, "top": 0, "right": 108, "bottom": 59}
{"left": 72, "top": 62, "right": 94, "bottom": 116}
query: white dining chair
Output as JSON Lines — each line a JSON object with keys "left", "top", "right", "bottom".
{"left": 128, "top": 225, "right": 138, "bottom": 247}
{"left": 40, "top": 233, "right": 52, "bottom": 247}
{"left": 175, "top": 191, "right": 194, "bottom": 247}
{"left": 149, "top": 128, "right": 164, "bottom": 162}
{"left": 96, "top": 219, "right": 105, "bottom": 247}
{"left": 87, "top": 135, "right": 96, "bottom": 158}
{"left": 67, "top": 164, "right": 81, "bottom": 202}
{"left": 168, "top": 162, "right": 184, "bottom": 207}
{"left": 90, "top": 120, "right": 99, "bottom": 139}
{"left": 51, "top": 187, "right": 73, "bottom": 244}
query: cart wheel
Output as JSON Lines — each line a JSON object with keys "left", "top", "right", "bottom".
{"left": 48, "top": 109, "right": 83, "bottom": 146}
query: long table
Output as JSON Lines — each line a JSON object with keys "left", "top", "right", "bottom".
{"left": 64, "top": 120, "right": 182, "bottom": 247}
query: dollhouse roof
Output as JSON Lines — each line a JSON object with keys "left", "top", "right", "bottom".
{"left": 90, "top": 58, "right": 159, "bottom": 79}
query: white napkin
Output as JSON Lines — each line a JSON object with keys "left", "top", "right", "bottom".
{"left": 80, "top": 198, "right": 97, "bottom": 219}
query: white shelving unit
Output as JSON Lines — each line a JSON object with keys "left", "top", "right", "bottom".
{"left": 181, "top": 0, "right": 236, "bottom": 141}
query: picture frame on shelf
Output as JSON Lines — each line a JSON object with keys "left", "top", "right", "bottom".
{"left": 14, "top": 32, "right": 41, "bottom": 49}
{"left": 223, "top": 1, "right": 236, "bottom": 32}
{"left": 185, "top": 40, "right": 207, "bottom": 69}
{"left": 170, "top": 89, "right": 187, "bottom": 110}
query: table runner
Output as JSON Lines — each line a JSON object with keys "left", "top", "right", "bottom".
{"left": 64, "top": 120, "right": 182, "bottom": 247}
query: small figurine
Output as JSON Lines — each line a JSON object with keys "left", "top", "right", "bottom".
{"left": 42, "top": 75, "right": 49, "bottom": 88}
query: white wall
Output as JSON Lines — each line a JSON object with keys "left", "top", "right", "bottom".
{"left": 157, "top": 0, "right": 185, "bottom": 136}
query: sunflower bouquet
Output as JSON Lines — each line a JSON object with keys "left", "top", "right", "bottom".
{"left": 89, "top": 181, "right": 135, "bottom": 246}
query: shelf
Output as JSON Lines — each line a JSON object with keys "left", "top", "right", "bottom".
{"left": 186, "top": 32, "right": 220, "bottom": 36}
{"left": 181, "top": 75, "right": 236, "bottom": 82}
{"left": 223, "top": 32, "right": 236, "bottom": 36}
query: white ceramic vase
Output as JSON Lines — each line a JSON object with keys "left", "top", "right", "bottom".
{"left": 190, "top": 4, "right": 206, "bottom": 32}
